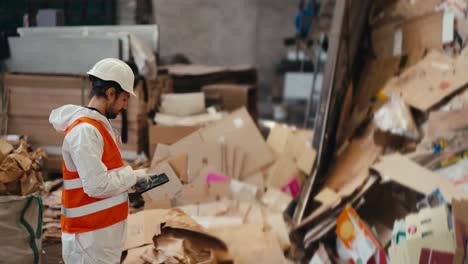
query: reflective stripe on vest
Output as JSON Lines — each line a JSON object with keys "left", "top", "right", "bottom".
{"left": 61, "top": 117, "right": 128, "bottom": 234}
{"left": 61, "top": 193, "right": 128, "bottom": 218}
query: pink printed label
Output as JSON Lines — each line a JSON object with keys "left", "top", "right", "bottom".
{"left": 281, "top": 178, "right": 301, "bottom": 198}
{"left": 205, "top": 173, "right": 230, "bottom": 184}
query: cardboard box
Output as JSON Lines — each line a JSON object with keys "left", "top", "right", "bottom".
{"left": 148, "top": 125, "right": 199, "bottom": 158}
{"left": 202, "top": 84, "right": 257, "bottom": 118}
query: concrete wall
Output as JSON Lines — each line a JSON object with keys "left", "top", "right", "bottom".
{"left": 149, "top": 0, "right": 299, "bottom": 91}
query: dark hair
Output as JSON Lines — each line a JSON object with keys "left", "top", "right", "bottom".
{"left": 88, "top": 75, "right": 125, "bottom": 99}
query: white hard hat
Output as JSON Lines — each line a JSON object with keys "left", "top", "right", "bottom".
{"left": 87, "top": 58, "right": 136, "bottom": 96}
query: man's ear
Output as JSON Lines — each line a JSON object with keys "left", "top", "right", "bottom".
{"left": 105, "top": 87, "right": 116, "bottom": 100}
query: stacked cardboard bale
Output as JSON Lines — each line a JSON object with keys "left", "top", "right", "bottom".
{"left": 4, "top": 73, "right": 160, "bottom": 174}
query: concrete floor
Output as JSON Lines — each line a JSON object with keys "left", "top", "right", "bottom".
{"left": 41, "top": 241, "right": 63, "bottom": 264}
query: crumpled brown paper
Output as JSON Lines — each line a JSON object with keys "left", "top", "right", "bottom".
{"left": 0, "top": 156, "right": 24, "bottom": 183}
{"left": 0, "top": 139, "right": 45, "bottom": 196}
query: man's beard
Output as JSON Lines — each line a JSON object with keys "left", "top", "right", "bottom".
{"left": 105, "top": 100, "right": 120, "bottom": 119}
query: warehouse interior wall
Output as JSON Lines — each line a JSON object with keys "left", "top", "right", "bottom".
{"left": 118, "top": 0, "right": 299, "bottom": 95}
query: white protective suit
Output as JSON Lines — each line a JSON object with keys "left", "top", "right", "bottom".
{"left": 49, "top": 104, "right": 145, "bottom": 264}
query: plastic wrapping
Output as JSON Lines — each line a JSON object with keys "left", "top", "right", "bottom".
{"left": 374, "top": 95, "right": 420, "bottom": 139}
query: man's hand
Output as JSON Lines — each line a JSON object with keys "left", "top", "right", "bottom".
{"left": 128, "top": 169, "right": 149, "bottom": 193}
{"left": 133, "top": 173, "right": 170, "bottom": 194}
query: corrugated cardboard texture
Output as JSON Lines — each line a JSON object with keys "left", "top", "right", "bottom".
{"left": 402, "top": 12, "right": 444, "bottom": 55}
{"left": 324, "top": 124, "right": 382, "bottom": 197}
{"left": 200, "top": 108, "right": 274, "bottom": 177}
{"left": 145, "top": 162, "right": 183, "bottom": 201}
{"left": 149, "top": 125, "right": 199, "bottom": 158}
{"left": 6, "top": 73, "right": 144, "bottom": 152}
{"left": 385, "top": 50, "right": 468, "bottom": 111}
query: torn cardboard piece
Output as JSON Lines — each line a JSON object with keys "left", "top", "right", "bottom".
{"left": 267, "top": 125, "right": 316, "bottom": 175}
{"left": 267, "top": 125, "right": 292, "bottom": 154}
{"left": 151, "top": 144, "right": 171, "bottom": 166}
{"left": 175, "top": 182, "right": 231, "bottom": 206}
{"left": 325, "top": 124, "right": 383, "bottom": 198}
{"left": 372, "top": 153, "right": 468, "bottom": 201}
{"left": 150, "top": 153, "right": 188, "bottom": 183}
{"left": 122, "top": 245, "right": 154, "bottom": 264}
{"left": 208, "top": 224, "right": 287, "bottom": 264}
{"left": 266, "top": 155, "right": 304, "bottom": 191}
{"left": 125, "top": 208, "right": 231, "bottom": 263}
{"left": 144, "top": 162, "right": 183, "bottom": 202}
{"left": 385, "top": 50, "right": 468, "bottom": 112}
{"left": 148, "top": 125, "right": 199, "bottom": 158}
{"left": 200, "top": 108, "right": 275, "bottom": 177}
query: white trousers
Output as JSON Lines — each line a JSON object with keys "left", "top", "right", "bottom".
{"left": 61, "top": 220, "right": 127, "bottom": 264}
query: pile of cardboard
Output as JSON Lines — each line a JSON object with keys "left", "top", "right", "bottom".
{"left": 41, "top": 186, "right": 62, "bottom": 241}
{"left": 124, "top": 207, "right": 293, "bottom": 264}
{"left": 0, "top": 137, "right": 45, "bottom": 196}
{"left": 160, "top": 65, "right": 257, "bottom": 93}
{"left": 292, "top": 0, "right": 468, "bottom": 263}
{"left": 266, "top": 125, "right": 316, "bottom": 198}
{"left": 126, "top": 192, "right": 293, "bottom": 264}
{"left": 4, "top": 73, "right": 165, "bottom": 174}
{"left": 144, "top": 108, "right": 275, "bottom": 206}
{"left": 126, "top": 107, "right": 318, "bottom": 262}
{"left": 154, "top": 92, "right": 224, "bottom": 126}
{"left": 386, "top": 193, "right": 465, "bottom": 263}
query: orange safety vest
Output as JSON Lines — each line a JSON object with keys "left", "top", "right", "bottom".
{"left": 61, "top": 117, "right": 128, "bottom": 234}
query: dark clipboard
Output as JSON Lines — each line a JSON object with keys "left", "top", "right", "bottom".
{"left": 135, "top": 173, "right": 170, "bottom": 194}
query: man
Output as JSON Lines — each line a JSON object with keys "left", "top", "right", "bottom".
{"left": 49, "top": 58, "right": 148, "bottom": 263}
